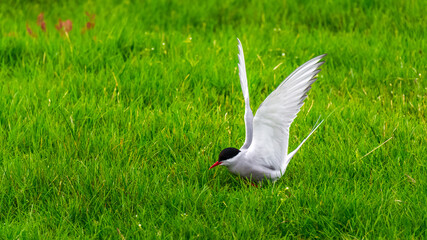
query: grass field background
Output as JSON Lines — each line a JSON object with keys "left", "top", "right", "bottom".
{"left": 0, "top": 0, "right": 425, "bottom": 238}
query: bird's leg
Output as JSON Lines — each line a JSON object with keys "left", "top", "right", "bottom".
{"left": 242, "top": 178, "right": 258, "bottom": 187}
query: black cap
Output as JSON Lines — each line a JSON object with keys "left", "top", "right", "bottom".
{"left": 218, "top": 148, "right": 240, "bottom": 161}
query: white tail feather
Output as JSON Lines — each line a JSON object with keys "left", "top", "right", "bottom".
{"left": 283, "top": 118, "right": 324, "bottom": 170}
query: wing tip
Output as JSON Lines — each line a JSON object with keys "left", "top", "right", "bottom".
{"left": 313, "top": 69, "right": 321, "bottom": 76}
{"left": 313, "top": 53, "right": 327, "bottom": 63}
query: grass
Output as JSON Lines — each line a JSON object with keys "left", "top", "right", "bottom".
{"left": 0, "top": 0, "right": 425, "bottom": 238}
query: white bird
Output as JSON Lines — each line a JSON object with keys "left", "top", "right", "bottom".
{"left": 209, "top": 38, "right": 326, "bottom": 182}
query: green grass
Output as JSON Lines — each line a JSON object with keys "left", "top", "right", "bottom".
{"left": 0, "top": 0, "right": 425, "bottom": 238}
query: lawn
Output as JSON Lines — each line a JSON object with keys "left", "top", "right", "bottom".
{"left": 0, "top": 0, "right": 425, "bottom": 238}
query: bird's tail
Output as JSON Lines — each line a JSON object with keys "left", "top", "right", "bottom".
{"left": 284, "top": 117, "right": 324, "bottom": 167}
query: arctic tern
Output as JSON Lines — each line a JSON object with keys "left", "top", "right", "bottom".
{"left": 209, "top": 38, "right": 326, "bottom": 182}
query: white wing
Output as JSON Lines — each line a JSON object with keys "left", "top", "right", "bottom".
{"left": 245, "top": 54, "right": 326, "bottom": 172}
{"left": 237, "top": 38, "right": 254, "bottom": 150}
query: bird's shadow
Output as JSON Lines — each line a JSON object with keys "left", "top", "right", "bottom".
{"left": 208, "top": 170, "right": 277, "bottom": 190}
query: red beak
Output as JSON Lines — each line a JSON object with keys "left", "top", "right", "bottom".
{"left": 209, "top": 161, "right": 221, "bottom": 169}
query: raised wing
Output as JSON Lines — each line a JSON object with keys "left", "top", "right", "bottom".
{"left": 237, "top": 38, "right": 254, "bottom": 150}
{"left": 246, "top": 54, "right": 326, "bottom": 172}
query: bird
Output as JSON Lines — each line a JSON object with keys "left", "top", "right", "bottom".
{"left": 209, "top": 38, "right": 326, "bottom": 183}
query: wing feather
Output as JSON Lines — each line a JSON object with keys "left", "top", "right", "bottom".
{"left": 237, "top": 38, "right": 254, "bottom": 150}
{"left": 246, "top": 54, "right": 326, "bottom": 172}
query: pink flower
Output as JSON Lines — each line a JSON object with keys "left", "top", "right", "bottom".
{"left": 82, "top": 12, "right": 96, "bottom": 34}
{"left": 37, "top": 12, "right": 46, "bottom": 32}
{"left": 56, "top": 19, "right": 72, "bottom": 35}
{"left": 26, "top": 23, "right": 37, "bottom": 38}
